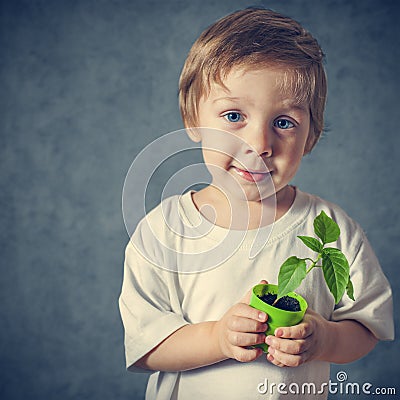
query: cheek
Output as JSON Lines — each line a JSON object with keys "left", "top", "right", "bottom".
{"left": 201, "top": 129, "right": 242, "bottom": 163}
{"left": 289, "top": 132, "right": 309, "bottom": 161}
{"left": 202, "top": 148, "right": 231, "bottom": 169}
{"left": 276, "top": 141, "right": 305, "bottom": 177}
{"left": 288, "top": 146, "right": 305, "bottom": 169}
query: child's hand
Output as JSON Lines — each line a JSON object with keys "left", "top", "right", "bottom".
{"left": 214, "top": 280, "right": 269, "bottom": 363}
{"left": 265, "top": 308, "right": 329, "bottom": 367}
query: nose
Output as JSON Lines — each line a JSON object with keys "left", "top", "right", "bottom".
{"left": 243, "top": 125, "right": 273, "bottom": 157}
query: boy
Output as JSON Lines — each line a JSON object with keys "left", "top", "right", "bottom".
{"left": 119, "top": 8, "right": 394, "bottom": 399}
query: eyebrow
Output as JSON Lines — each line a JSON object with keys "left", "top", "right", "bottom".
{"left": 212, "top": 96, "right": 308, "bottom": 113}
{"left": 212, "top": 96, "right": 242, "bottom": 104}
{"left": 281, "top": 101, "right": 309, "bottom": 113}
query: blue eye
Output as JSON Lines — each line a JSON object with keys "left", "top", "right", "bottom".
{"left": 224, "top": 112, "right": 243, "bottom": 123}
{"left": 274, "top": 119, "right": 294, "bottom": 129}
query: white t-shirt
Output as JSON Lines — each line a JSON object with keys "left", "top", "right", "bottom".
{"left": 119, "top": 188, "right": 394, "bottom": 400}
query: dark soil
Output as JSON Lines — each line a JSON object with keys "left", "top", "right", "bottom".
{"left": 258, "top": 292, "right": 301, "bottom": 312}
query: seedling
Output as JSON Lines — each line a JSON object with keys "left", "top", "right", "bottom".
{"left": 276, "top": 211, "right": 355, "bottom": 305}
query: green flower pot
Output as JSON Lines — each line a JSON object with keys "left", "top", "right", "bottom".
{"left": 250, "top": 284, "right": 308, "bottom": 352}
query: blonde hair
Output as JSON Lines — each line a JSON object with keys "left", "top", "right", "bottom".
{"left": 179, "top": 7, "right": 327, "bottom": 153}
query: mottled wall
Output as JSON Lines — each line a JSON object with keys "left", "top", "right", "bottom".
{"left": 0, "top": 0, "right": 398, "bottom": 399}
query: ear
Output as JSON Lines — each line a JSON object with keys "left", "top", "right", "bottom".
{"left": 303, "top": 128, "right": 315, "bottom": 155}
{"left": 185, "top": 127, "right": 202, "bottom": 143}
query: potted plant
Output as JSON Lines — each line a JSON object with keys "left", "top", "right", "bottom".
{"left": 250, "top": 211, "right": 355, "bottom": 352}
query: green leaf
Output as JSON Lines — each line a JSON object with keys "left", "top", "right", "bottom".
{"left": 277, "top": 256, "right": 307, "bottom": 299}
{"left": 346, "top": 277, "right": 355, "bottom": 301}
{"left": 297, "top": 236, "right": 323, "bottom": 253}
{"left": 314, "top": 211, "right": 340, "bottom": 244}
{"left": 321, "top": 248, "right": 350, "bottom": 304}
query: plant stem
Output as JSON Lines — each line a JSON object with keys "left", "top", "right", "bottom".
{"left": 306, "top": 253, "right": 322, "bottom": 274}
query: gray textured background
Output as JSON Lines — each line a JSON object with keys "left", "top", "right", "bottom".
{"left": 1, "top": 0, "right": 399, "bottom": 399}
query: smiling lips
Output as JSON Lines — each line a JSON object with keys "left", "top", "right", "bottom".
{"left": 231, "top": 166, "right": 271, "bottom": 182}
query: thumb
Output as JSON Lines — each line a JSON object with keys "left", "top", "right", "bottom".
{"left": 241, "top": 280, "right": 269, "bottom": 304}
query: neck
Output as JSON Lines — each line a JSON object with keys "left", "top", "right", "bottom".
{"left": 191, "top": 185, "right": 295, "bottom": 230}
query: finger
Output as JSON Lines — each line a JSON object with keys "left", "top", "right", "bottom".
{"left": 240, "top": 279, "right": 269, "bottom": 304}
{"left": 233, "top": 346, "right": 264, "bottom": 363}
{"left": 232, "top": 303, "right": 268, "bottom": 324}
{"left": 228, "top": 331, "right": 268, "bottom": 347}
{"left": 266, "top": 352, "right": 286, "bottom": 368}
{"left": 265, "top": 336, "right": 310, "bottom": 355}
{"left": 228, "top": 315, "right": 268, "bottom": 333}
{"left": 274, "top": 321, "right": 313, "bottom": 340}
{"left": 268, "top": 346, "right": 307, "bottom": 367}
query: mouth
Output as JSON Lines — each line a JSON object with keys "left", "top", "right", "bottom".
{"left": 231, "top": 166, "right": 272, "bottom": 182}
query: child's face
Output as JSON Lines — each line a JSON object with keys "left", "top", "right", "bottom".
{"left": 191, "top": 66, "right": 310, "bottom": 203}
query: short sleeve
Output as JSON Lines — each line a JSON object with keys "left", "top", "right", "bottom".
{"left": 119, "top": 241, "right": 189, "bottom": 373}
{"left": 331, "top": 232, "right": 394, "bottom": 341}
